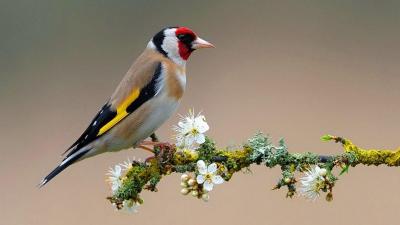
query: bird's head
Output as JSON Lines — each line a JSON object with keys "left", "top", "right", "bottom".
{"left": 148, "top": 26, "right": 214, "bottom": 65}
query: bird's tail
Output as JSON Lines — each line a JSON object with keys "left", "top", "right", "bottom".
{"left": 38, "top": 148, "right": 91, "bottom": 188}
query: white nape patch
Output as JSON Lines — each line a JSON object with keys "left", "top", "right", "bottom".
{"left": 147, "top": 40, "right": 156, "bottom": 49}
{"left": 163, "top": 28, "right": 176, "bottom": 36}
{"left": 161, "top": 28, "right": 186, "bottom": 66}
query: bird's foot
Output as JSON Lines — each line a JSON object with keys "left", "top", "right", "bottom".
{"left": 138, "top": 140, "right": 169, "bottom": 155}
{"left": 138, "top": 145, "right": 155, "bottom": 153}
{"left": 143, "top": 143, "right": 176, "bottom": 164}
{"left": 145, "top": 155, "right": 156, "bottom": 163}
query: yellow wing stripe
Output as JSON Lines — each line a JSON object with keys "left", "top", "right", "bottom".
{"left": 97, "top": 89, "right": 140, "bottom": 136}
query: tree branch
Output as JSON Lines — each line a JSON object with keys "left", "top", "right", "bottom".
{"left": 107, "top": 133, "right": 400, "bottom": 210}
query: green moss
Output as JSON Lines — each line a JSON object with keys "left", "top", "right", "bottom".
{"left": 197, "top": 137, "right": 217, "bottom": 161}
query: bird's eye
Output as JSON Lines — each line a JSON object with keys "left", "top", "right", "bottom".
{"left": 177, "top": 33, "right": 195, "bottom": 41}
{"left": 177, "top": 33, "right": 195, "bottom": 45}
{"left": 177, "top": 34, "right": 186, "bottom": 40}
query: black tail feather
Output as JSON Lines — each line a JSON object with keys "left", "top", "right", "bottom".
{"left": 38, "top": 149, "right": 89, "bottom": 187}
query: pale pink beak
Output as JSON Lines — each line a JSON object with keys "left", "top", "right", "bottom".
{"left": 192, "top": 37, "right": 215, "bottom": 49}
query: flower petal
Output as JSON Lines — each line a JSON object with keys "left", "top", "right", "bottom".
{"left": 197, "top": 160, "right": 207, "bottom": 174}
{"left": 207, "top": 163, "right": 217, "bottom": 174}
{"left": 182, "top": 124, "right": 193, "bottom": 134}
{"left": 195, "top": 134, "right": 206, "bottom": 144}
{"left": 115, "top": 165, "right": 122, "bottom": 174}
{"left": 182, "top": 134, "right": 195, "bottom": 147}
{"left": 177, "top": 121, "right": 185, "bottom": 128}
{"left": 212, "top": 175, "right": 224, "bottom": 184}
{"left": 114, "top": 165, "right": 122, "bottom": 176}
{"left": 175, "top": 135, "right": 184, "bottom": 147}
{"left": 185, "top": 117, "right": 194, "bottom": 126}
{"left": 203, "top": 180, "right": 214, "bottom": 192}
{"left": 194, "top": 116, "right": 209, "bottom": 133}
{"left": 196, "top": 174, "right": 205, "bottom": 184}
{"left": 111, "top": 180, "right": 121, "bottom": 193}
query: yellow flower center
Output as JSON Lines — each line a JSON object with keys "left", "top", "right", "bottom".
{"left": 313, "top": 179, "right": 325, "bottom": 192}
{"left": 190, "top": 128, "right": 199, "bottom": 135}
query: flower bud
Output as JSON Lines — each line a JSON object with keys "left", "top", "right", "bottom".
{"left": 136, "top": 198, "right": 144, "bottom": 205}
{"left": 180, "top": 181, "right": 188, "bottom": 187}
{"left": 201, "top": 193, "right": 210, "bottom": 202}
{"left": 187, "top": 178, "right": 196, "bottom": 186}
{"left": 191, "top": 190, "right": 199, "bottom": 197}
{"left": 326, "top": 192, "right": 333, "bottom": 202}
{"left": 181, "top": 174, "right": 190, "bottom": 182}
{"left": 286, "top": 191, "right": 295, "bottom": 198}
{"left": 284, "top": 177, "right": 291, "bottom": 184}
{"left": 180, "top": 188, "right": 189, "bottom": 195}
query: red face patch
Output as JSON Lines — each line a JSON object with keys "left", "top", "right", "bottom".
{"left": 175, "top": 27, "right": 197, "bottom": 60}
{"left": 178, "top": 42, "right": 191, "bottom": 60}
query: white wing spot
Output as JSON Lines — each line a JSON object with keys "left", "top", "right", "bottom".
{"left": 93, "top": 121, "right": 97, "bottom": 126}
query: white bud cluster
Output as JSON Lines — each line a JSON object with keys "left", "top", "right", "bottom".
{"left": 180, "top": 174, "right": 209, "bottom": 202}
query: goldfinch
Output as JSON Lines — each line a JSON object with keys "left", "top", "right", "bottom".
{"left": 39, "top": 26, "right": 214, "bottom": 187}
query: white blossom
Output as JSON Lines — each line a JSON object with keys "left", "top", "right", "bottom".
{"left": 107, "top": 165, "right": 123, "bottom": 194}
{"left": 173, "top": 110, "right": 209, "bottom": 149}
{"left": 196, "top": 160, "right": 224, "bottom": 192}
{"left": 299, "top": 165, "right": 327, "bottom": 201}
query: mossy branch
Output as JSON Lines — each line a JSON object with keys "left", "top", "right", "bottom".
{"left": 107, "top": 133, "right": 400, "bottom": 209}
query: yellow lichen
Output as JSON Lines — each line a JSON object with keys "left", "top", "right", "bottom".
{"left": 217, "top": 147, "right": 251, "bottom": 161}
{"left": 342, "top": 139, "right": 400, "bottom": 166}
{"left": 173, "top": 149, "right": 199, "bottom": 164}
{"left": 215, "top": 147, "right": 252, "bottom": 180}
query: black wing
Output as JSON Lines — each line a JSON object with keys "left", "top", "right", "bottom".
{"left": 64, "top": 103, "right": 117, "bottom": 158}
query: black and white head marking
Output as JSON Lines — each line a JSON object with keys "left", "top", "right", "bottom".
{"left": 148, "top": 27, "right": 186, "bottom": 66}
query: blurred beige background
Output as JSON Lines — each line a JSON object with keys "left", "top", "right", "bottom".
{"left": 1, "top": 1, "right": 400, "bottom": 225}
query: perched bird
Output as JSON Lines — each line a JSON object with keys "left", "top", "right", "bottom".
{"left": 39, "top": 26, "right": 214, "bottom": 187}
